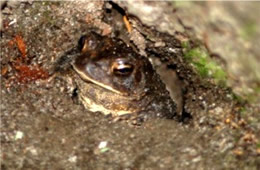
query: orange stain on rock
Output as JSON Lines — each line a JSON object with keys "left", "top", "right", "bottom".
{"left": 15, "top": 35, "right": 27, "bottom": 58}
{"left": 13, "top": 63, "right": 49, "bottom": 84}
{"left": 5, "top": 34, "right": 49, "bottom": 86}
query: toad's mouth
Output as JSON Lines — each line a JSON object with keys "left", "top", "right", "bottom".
{"left": 72, "top": 65, "right": 126, "bottom": 95}
{"left": 79, "top": 95, "right": 135, "bottom": 116}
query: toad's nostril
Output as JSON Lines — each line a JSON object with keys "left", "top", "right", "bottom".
{"left": 78, "top": 35, "right": 87, "bottom": 52}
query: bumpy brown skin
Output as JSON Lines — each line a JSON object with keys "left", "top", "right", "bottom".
{"left": 58, "top": 32, "right": 177, "bottom": 122}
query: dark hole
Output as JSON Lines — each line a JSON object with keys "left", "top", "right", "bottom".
{"left": 105, "top": 8, "right": 112, "bottom": 14}
{"left": 108, "top": 1, "right": 126, "bottom": 16}
{"left": 167, "top": 64, "right": 177, "bottom": 70}
{"left": 45, "top": 127, "right": 49, "bottom": 131}
{"left": 72, "top": 88, "right": 78, "bottom": 98}
{"left": 1, "top": 1, "right": 7, "bottom": 10}
{"left": 179, "top": 111, "right": 193, "bottom": 124}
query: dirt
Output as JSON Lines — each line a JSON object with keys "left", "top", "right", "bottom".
{"left": 1, "top": 1, "right": 259, "bottom": 170}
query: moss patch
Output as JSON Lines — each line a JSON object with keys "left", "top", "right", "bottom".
{"left": 182, "top": 42, "right": 227, "bottom": 86}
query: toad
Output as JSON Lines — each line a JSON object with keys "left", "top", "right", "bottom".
{"left": 55, "top": 32, "right": 177, "bottom": 121}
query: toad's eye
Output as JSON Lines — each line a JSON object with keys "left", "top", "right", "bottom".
{"left": 111, "top": 59, "right": 134, "bottom": 76}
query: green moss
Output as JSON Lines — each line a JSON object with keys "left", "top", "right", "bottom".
{"left": 239, "top": 107, "right": 247, "bottom": 114}
{"left": 257, "top": 142, "right": 260, "bottom": 149}
{"left": 232, "top": 93, "right": 247, "bottom": 104}
{"left": 183, "top": 43, "right": 227, "bottom": 86}
{"left": 239, "top": 107, "right": 249, "bottom": 119}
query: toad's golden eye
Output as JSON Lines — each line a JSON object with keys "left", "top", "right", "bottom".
{"left": 111, "top": 59, "right": 134, "bottom": 76}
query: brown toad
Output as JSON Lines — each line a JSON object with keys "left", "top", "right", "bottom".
{"left": 55, "top": 32, "right": 177, "bottom": 121}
